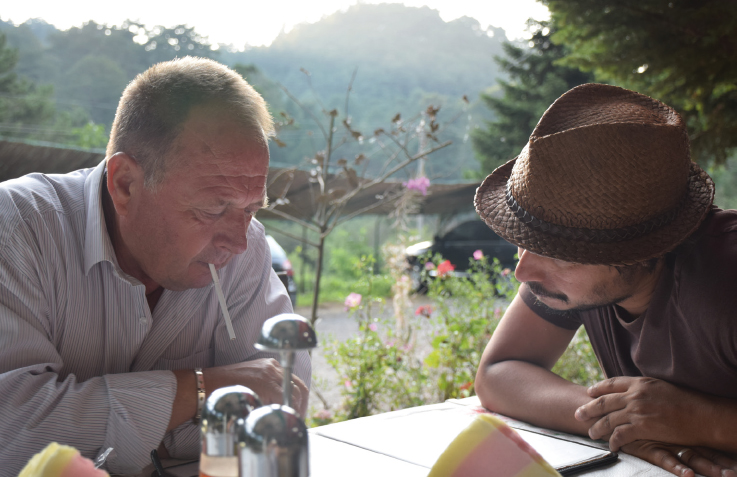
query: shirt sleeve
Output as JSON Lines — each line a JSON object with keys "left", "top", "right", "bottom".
{"left": 518, "top": 283, "right": 582, "bottom": 330}
{"left": 0, "top": 233, "right": 176, "bottom": 476}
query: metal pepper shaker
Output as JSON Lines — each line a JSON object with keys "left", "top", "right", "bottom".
{"left": 199, "top": 385, "right": 262, "bottom": 477}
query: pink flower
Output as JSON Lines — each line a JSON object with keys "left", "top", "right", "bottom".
{"left": 437, "top": 260, "right": 455, "bottom": 276}
{"left": 473, "top": 249, "right": 484, "bottom": 260}
{"left": 314, "top": 409, "right": 333, "bottom": 420}
{"left": 344, "top": 292, "right": 362, "bottom": 310}
{"left": 344, "top": 379, "right": 354, "bottom": 391}
{"left": 501, "top": 268, "right": 511, "bottom": 276}
{"left": 403, "top": 176, "right": 431, "bottom": 196}
{"left": 415, "top": 305, "right": 433, "bottom": 318}
{"left": 368, "top": 323, "right": 378, "bottom": 332}
{"left": 424, "top": 261, "right": 435, "bottom": 270}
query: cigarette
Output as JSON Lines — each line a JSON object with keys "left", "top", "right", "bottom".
{"left": 209, "top": 263, "right": 236, "bottom": 340}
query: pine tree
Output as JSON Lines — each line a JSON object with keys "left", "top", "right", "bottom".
{"left": 472, "top": 21, "right": 593, "bottom": 177}
{"left": 546, "top": 0, "right": 737, "bottom": 164}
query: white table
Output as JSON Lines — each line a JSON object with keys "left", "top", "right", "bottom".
{"left": 134, "top": 397, "right": 673, "bottom": 476}
{"left": 308, "top": 397, "right": 672, "bottom": 477}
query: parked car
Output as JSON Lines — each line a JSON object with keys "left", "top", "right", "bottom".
{"left": 266, "top": 235, "right": 298, "bottom": 308}
{"left": 405, "top": 219, "right": 518, "bottom": 292}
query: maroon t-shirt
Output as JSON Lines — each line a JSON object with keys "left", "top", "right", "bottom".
{"left": 520, "top": 208, "right": 737, "bottom": 398}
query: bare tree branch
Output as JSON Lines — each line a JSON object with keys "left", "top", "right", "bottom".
{"left": 265, "top": 206, "right": 321, "bottom": 233}
{"left": 334, "top": 189, "right": 404, "bottom": 228}
{"left": 267, "top": 224, "right": 320, "bottom": 248}
{"left": 344, "top": 67, "right": 358, "bottom": 119}
{"left": 278, "top": 83, "right": 329, "bottom": 142}
{"left": 300, "top": 67, "right": 329, "bottom": 114}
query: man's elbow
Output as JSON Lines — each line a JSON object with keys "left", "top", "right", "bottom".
{"left": 474, "top": 359, "right": 509, "bottom": 412}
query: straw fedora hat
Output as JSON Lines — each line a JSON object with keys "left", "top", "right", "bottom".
{"left": 474, "top": 83, "right": 714, "bottom": 266}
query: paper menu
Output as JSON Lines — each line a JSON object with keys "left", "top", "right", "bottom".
{"left": 312, "top": 402, "right": 611, "bottom": 471}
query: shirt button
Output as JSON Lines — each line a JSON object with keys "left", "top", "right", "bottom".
{"left": 139, "top": 316, "right": 147, "bottom": 325}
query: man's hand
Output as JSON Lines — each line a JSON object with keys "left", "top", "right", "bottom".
{"left": 204, "top": 358, "right": 309, "bottom": 416}
{"left": 574, "top": 376, "right": 705, "bottom": 450}
{"left": 620, "top": 441, "right": 737, "bottom": 477}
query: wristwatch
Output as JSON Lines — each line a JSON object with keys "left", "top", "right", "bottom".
{"left": 194, "top": 368, "right": 206, "bottom": 423}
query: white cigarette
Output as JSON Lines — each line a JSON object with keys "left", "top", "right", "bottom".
{"left": 209, "top": 263, "right": 236, "bottom": 340}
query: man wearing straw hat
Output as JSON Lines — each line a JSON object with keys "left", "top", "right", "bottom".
{"left": 0, "top": 57, "right": 310, "bottom": 475}
{"left": 475, "top": 83, "right": 737, "bottom": 477}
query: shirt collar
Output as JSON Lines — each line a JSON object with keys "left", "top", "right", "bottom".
{"left": 83, "top": 159, "right": 122, "bottom": 276}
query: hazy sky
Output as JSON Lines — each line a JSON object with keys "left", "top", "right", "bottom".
{"left": 1, "top": 0, "right": 550, "bottom": 48}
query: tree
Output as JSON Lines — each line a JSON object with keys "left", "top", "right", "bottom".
{"left": 472, "top": 20, "right": 593, "bottom": 176}
{"left": 0, "top": 32, "right": 57, "bottom": 141}
{"left": 59, "top": 55, "right": 127, "bottom": 124}
{"left": 138, "top": 23, "right": 219, "bottom": 65}
{"left": 264, "top": 72, "right": 451, "bottom": 324}
{"left": 545, "top": 0, "right": 737, "bottom": 164}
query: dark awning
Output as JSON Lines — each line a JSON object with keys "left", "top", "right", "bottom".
{"left": 0, "top": 140, "right": 479, "bottom": 219}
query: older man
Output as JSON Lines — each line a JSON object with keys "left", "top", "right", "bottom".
{"left": 474, "top": 84, "right": 737, "bottom": 477}
{"left": 0, "top": 57, "right": 310, "bottom": 475}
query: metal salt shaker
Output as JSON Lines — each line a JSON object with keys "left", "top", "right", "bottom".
{"left": 237, "top": 313, "right": 317, "bottom": 477}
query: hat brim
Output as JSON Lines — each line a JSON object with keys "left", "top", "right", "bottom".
{"left": 474, "top": 157, "right": 715, "bottom": 265}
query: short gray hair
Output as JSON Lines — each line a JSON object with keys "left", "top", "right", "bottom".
{"left": 107, "top": 56, "right": 274, "bottom": 187}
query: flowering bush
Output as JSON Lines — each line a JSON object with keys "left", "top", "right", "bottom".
{"left": 323, "top": 257, "right": 428, "bottom": 421}
{"left": 316, "top": 250, "right": 603, "bottom": 426}
{"left": 344, "top": 292, "right": 362, "bottom": 310}
{"left": 422, "top": 253, "right": 517, "bottom": 401}
{"left": 436, "top": 259, "right": 455, "bottom": 276}
{"left": 415, "top": 305, "right": 433, "bottom": 318}
{"left": 403, "top": 176, "right": 431, "bottom": 196}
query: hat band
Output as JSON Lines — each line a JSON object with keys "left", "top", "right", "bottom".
{"left": 505, "top": 182, "right": 682, "bottom": 244}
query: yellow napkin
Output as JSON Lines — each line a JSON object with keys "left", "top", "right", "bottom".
{"left": 18, "top": 442, "right": 109, "bottom": 477}
{"left": 428, "top": 414, "right": 561, "bottom": 477}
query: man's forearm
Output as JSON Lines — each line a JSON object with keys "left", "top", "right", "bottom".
{"left": 476, "top": 359, "right": 596, "bottom": 436}
{"left": 168, "top": 369, "right": 198, "bottom": 432}
{"left": 708, "top": 394, "right": 737, "bottom": 453}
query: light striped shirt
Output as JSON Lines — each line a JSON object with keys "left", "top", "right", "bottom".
{"left": 0, "top": 159, "right": 311, "bottom": 476}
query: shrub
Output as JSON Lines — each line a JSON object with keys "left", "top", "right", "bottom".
{"left": 314, "top": 250, "right": 604, "bottom": 426}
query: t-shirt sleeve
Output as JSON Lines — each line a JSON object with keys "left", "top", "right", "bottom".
{"left": 518, "top": 283, "right": 582, "bottom": 330}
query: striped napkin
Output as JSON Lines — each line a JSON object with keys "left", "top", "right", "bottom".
{"left": 428, "top": 414, "right": 562, "bottom": 477}
{"left": 18, "top": 443, "right": 109, "bottom": 477}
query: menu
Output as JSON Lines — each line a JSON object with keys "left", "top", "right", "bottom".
{"left": 312, "top": 401, "right": 616, "bottom": 475}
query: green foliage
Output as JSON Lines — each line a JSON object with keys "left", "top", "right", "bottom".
{"left": 0, "top": 19, "right": 220, "bottom": 130}
{"left": 708, "top": 153, "right": 737, "bottom": 210}
{"left": 0, "top": 31, "right": 74, "bottom": 143}
{"left": 224, "top": 3, "right": 504, "bottom": 180}
{"left": 315, "top": 249, "right": 604, "bottom": 426}
{"left": 263, "top": 217, "right": 396, "bottom": 306}
{"left": 70, "top": 122, "right": 108, "bottom": 149}
{"left": 2, "top": 6, "right": 503, "bottom": 179}
{"left": 545, "top": 0, "right": 737, "bottom": 165}
{"left": 472, "top": 21, "right": 594, "bottom": 176}
{"left": 323, "top": 256, "right": 429, "bottom": 422}
{"left": 422, "top": 254, "right": 518, "bottom": 401}
{"left": 318, "top": 253, "right": 516, "bottom": 423}
{"left": 58, "top": 54, "right": 127, "bottom": 124}
{"left": 552, "top": 327, "right": 604, "bottom": 386}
